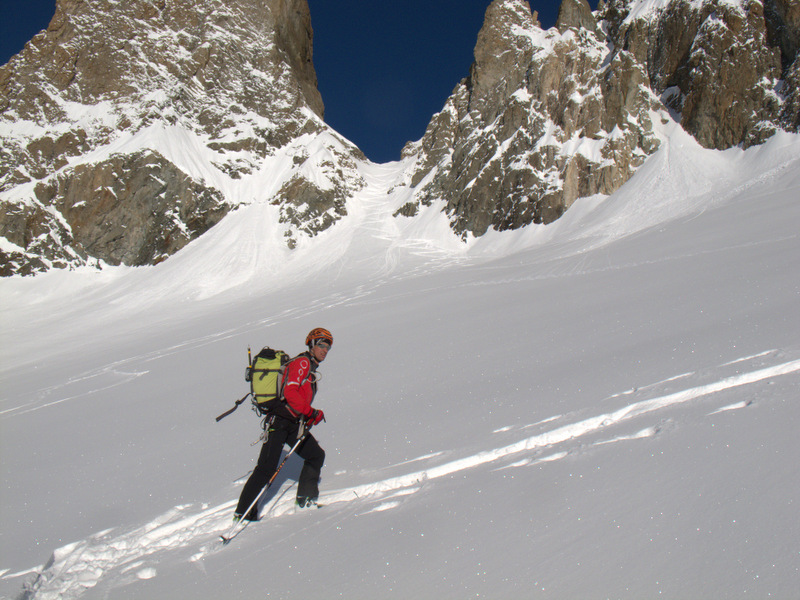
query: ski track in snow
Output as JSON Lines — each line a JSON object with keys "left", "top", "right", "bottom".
{"left": 8, "top": 351, "right": 800, "bottom": 599}
{"left": 0, "top": 281, "right": 390, "bottom": 419}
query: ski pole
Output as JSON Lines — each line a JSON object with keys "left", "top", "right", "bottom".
{"left": 221, "top": 427, "right": 310, "bottom": 543}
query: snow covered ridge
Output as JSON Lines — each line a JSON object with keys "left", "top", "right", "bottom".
{"left": 1, "top": 0, "right": 799, "bottom": 278}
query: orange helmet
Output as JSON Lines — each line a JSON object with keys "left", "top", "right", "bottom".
{"left": 306, "top": 327, "right": 333, "bottom": 347}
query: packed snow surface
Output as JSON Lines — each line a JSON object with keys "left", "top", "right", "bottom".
{"left": 1, "top": 126, "right": 799, "bottom": 599}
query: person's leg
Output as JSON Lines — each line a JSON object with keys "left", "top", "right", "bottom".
{"left": 235, "top": 426, "right": 289, "bottom": 518}
{"left": 295, "top": 433, "right": 325, "bottom": 504}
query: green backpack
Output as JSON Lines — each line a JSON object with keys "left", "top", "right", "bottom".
{"left": 247, "top": 347, "right": 291, "bottom": 414}
{"left": 215, "top": 346, "right": 290, "bottom": 422}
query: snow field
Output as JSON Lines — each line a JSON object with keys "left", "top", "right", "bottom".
{"left": 1, "top": 128, "right": 799, "bottom": 598}
{"left": 7, "top": 348, "right": 798, "bottom": 599}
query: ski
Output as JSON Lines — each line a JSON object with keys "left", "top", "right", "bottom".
{"left": 220, "top": 528, "right": 247, "bottom": 545}
{"left": 220, "top": 516, "right": 259, "bottom": 545}
{"left": 219, "top": 503, "right": 324, "bottom": 545}
{"left": 220, "top": 532, "right": 238, "bottom": 545}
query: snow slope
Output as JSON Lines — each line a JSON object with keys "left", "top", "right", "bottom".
{"left": 1, "top": 127, "right": 799, "bottom": 599}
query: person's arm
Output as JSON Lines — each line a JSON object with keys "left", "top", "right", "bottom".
{"left": 283, "top": 357, "right": 314, "bottom": 417}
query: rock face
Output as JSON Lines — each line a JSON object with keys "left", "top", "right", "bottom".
{"left": 1, "top": 0, "right": 798, "bottom": 275}
{"left": 600, "top": 0, "right": 799, "bottom": 143}
{"left": 396, "top": 0, "right": 798, "bottom": 238}
{"left": 0, "top": 150, "right": 229, "bottom": 275}
{"left": 767, "top": 0, "right": 800, "bottom": 128}
{"left": 396, "top": 0, "right": 662, "bottom": 237}
{"left": 607, "top": 0, "right": 784, "bottom": 149}
{"left": 0, "top": 0, "right": 363, "bottom": 275}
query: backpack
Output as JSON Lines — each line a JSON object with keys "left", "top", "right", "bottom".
{"left": 215, "top": 346, "right": 290, "bottom": 422}
{"left": 247, "top": 346, "right": 292, "bottom": 413}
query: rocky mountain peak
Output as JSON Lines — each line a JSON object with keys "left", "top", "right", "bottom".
{"left": 3, "top": 0, "right": 323, "bottom": 158}
{"left": 395, "top": 0, "right": 797, "bottom": 239}
{"left": 1, "top": 0, "right": 363, "bottom": 275}
{"left": 397, "top": 0, "right": 661, "bottom": 237}
{"left": 469, "top": 0, "right": 540, "bottom": 107}
{"left": 556, "top": 0, "right": 599, "bottom": 34}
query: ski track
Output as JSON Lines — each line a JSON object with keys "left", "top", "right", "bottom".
{"left": 7, "top": 352, "right": 800, "bottom": 599}
{"left": 0, "top": 283, "right": 388, "bottom": 419}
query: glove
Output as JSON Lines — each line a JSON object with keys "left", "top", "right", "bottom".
{"left": 307, "top": 409, "right": 325, "bottom": 426}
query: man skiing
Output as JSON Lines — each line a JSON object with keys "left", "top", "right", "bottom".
{"left": 234, "top": 328, "right": 332, "bottom": 520}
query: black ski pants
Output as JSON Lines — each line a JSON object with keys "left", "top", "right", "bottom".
{"left": 235, "top": 415, "right": 325, "bottom": 517}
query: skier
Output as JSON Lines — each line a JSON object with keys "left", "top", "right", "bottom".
{"left": 234, "top": 328, "right": 332, "bottom": 520}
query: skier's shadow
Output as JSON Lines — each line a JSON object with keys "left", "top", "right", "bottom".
{"left": 252, "top": 453, "right": 305, "bottom": 516}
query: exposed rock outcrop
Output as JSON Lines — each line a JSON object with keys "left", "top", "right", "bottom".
{"left": 395, "top": 0, "right": 796, "bottom": 239}
{"left": 397, "top": 0, "right": 661, "bottom": 237}
{"left": 606, "top": 0, "right": 785, "bottom": 149}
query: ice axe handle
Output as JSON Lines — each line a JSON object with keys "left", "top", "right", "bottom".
{"left": 215, "top": 392, "right": 251, "bottom": 422}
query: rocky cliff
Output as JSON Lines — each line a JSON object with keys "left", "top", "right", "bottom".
{"left": 1, "top": 0, "right": 798, "bottom": 276}
{"left": 396, "top": 0, "right": 798, "bottom": 238}
{"left": 0, "top": 0, "right": 364, "bottom": 275}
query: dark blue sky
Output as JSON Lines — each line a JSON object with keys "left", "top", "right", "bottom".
{"left": 1, "top": 1, "right": 560, "bottom": 163}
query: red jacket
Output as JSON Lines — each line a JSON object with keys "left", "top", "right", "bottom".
{"left": 282, "top": 353, "right": 317, "bottom": 418}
